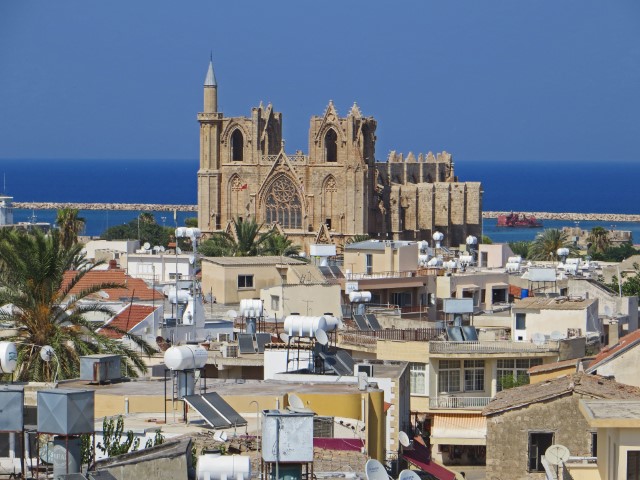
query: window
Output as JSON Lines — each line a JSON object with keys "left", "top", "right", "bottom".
{"left": 591, "top": 432, "right": 598, "bottom": 458}
{"left": 515, "top": 313, "right": 526, "bottom": 330}
{"left": 271, "top": 295, "right": 280, "bottom": 311}
{"left": 497, "top": 358, "right": 542, "bottom": 391}
{"left": 169, "top": 273, "right": 182, "bottom": 280}
{"left": 628, "top": 450, "right": 640, "bottom": 480}
{"left": 231, "top": 129, "right": 244, "bottom": 161}
{"left": 238, "top": 275, "right": 254, "bottom": 289}
{"left": 410, "top": 363, "right": 427, "bottom": 395}
{"left": 438, "top": 360, "right": 461, "bottom": 393}
{"left": 464, "top": 360, "right": 485, "bottom": 391}
{"left": 391, "top": 292, "right": 412, "bottom": 307}
{"left": 528, "top": 432, "right": 554, "bottom": 472}
{"left": 365, "top": 254, "right": 373, "bottom": 274}
{"left": 325, "top": 129, "right": 338, "bottom": 162}
{"left": 492, "top": 288, "right": 507, "bottom": 303}
{"left": 264, "top": 175, "right": 303, "bottom": 229}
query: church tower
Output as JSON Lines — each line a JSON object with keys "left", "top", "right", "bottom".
{"left": 197, "top": 59, "right": 223, "bottom": 232}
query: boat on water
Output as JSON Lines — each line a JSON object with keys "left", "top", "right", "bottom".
{"left": 497, "top": 212, "right": 543, "bottom": 228}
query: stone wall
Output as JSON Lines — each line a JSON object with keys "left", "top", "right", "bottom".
{"left": 485, "top": 394, "right": 595, "bottom": 480}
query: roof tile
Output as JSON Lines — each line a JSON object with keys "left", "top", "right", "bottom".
{"left": 100, "top": 304, "right": 157, "bottom": 339}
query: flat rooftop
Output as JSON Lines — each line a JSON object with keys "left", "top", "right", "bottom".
{"left": 514, "top": 296, "right": 596, "bottom": 310}
{"left": 580, "top": 399, "right": 640, "bottom": 428}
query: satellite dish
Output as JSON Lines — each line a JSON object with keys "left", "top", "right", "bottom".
{"left": 176, "top": 247, "right": 182, "bottom": 254}
{"left": 143, "top": 242, "right": 151, "bottom": 250}
{"left": 226, "top": 310, "right": 238, "bottom": 319}
{"left": 545, "top": 444, "right": 570, "bottom": 466}
{"left": 398, "top": 431, "right": 410, "bottom": 448}
{"left": 398, "top": 470, "right": 421, "bottom": 480}
{"left": 550, "top": 331, "right": 566, "bottom": 341}
{"left": 315, "top": 328, "right": 328, "bottom": 346}
{"left": 40, "top": 345, "right": 55, "bottom": 362}
{"left": 279, "top": 332, "right": 290, "bottom": 344}
{"left": 365, "top": 459, "right": 389, "bottom": 480}
{"left": 289, "top": 393, "right": 305, "bottom": 410}
{"left": 0, "top": 341, "right": 18, "bottom": 373}
{"left": 189, "top": 255, "right": 195, "bottom": 265}
{"left": 531, "top": 332, "right": 546, "bottom": 346}
{"left": 160, "top": 246, "right": 166, "bottom": 252}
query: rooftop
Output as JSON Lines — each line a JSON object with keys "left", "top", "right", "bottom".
{"left": 580, "top": 399, "right": 640, "bottom": 428}
{"left": 587, "top": 329, "right": 640, "bottom": 373}
{"left": 483, "top": 373, "right": 640, "bottom": 416}
{"left": 201, "top": 256, "right": 306, "bottom": 266}
{"left": 62, "top": 269, "right": 163, "bottom": 301}
{"left": 513, "top": 296, "right": 596, "bottom": 311}
{"left": 344, "top": 239, "right": 415, "bottom": 251}
{"left": 99, "top": 304, "right": 158, "bottom": 339}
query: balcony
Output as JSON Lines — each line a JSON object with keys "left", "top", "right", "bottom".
{"left": 339, "top": 328, "right": 444, "bottom": 348}
{"left": 428, "top": 340, "right": 560, "bottom": 355}
{"left": 429, "top": 396, "right": 493, "bottom": 409}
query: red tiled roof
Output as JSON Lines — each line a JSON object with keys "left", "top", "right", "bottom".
{"left": 61, "top": 269, "right": 163, "bottom": 301}
{"left": 100, "top": 304, "right": 157, "bottom": 339}
{"left": 587, "top": 330, "right": 640, "bottom": 372}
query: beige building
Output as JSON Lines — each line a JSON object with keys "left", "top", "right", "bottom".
{"left": 586, "top": 329, "right": 640, "bottom": 387}
{"left": 196, "top": 60, "right": 482, "bottom": 250}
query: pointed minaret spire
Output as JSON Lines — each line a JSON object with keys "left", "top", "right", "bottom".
{"left": 203, "top": 56, "right": 218, "bottom": 113}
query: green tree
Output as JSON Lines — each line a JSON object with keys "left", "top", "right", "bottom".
{"left": 56, "top": 208, "right": 86, "bottom": 249}
{"left": 95, "top": 416, "right": 164, "bottom": 458}
{"left": 0, "top": 229, "right": 156, "bottom": 382}
{"left": 606, "top": 263, "right": 640, "bottom": 298}
{"left": 499, "top": 373, "right": 530, "bottom": 390}
{"left": 184, "top": 217, "right": 198, "bottom": 228}
{"left": 587, "top": 227, "right": 610, "bottom": 254}
{"left": 200, "top": 218, "right": 273, "bottom": 257}
{"left": 261, "top": 233, "right": 302, "bottom": 257}
{"left": 101, "top": 213, "right": 170, "bottom": 248}
{"left": 508, "top": 241, "right": 531, "bottom": 259}
{"left": 528, "top": 229, "right": 577, "bottom": 261}
{"left": 199, "top": 234, "right": 232, "bottom": 257}
{"left": 591, "top": 242, "right": 640, "bottom": 262}
{"left": 481, "top": 235, "right": 493, "bottom": 245}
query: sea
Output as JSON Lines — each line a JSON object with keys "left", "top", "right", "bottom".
{"left": 1, "top": 159, "right": 639, "bottom": 242}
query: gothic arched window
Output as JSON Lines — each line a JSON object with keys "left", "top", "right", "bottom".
{"left": 325, "top": 129, "right": 338, "bottom": 162}
{"left": 265, "top": 175, "right": 302, "bottom": 229}
{"left": 323, "top": 176, "right": 337, "bottom": 230}
{"left": 231, "top": 129, "right": 244, "bottom": 161}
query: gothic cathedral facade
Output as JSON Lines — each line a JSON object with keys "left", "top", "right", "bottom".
{"left": 197, "top": 61, "right": 482, "bottom": 249}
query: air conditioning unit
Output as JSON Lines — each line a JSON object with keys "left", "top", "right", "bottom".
{"left": 221, "top": 342, "right": 238, "bottom": 358}
{"left": 354, "top": 363, "right": 374, "bottom": 377}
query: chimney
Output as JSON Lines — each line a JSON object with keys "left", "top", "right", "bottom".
{"left": 608, "top": 320, "right": 620, "bottom": 347}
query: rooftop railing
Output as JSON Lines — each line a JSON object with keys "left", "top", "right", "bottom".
{"left": 428, "top": 340, "right": 560, "bottom": 354}
{"left": 339, "top": 328, "right": 445, "bottom": 347}
{"left": 429, "top": 396, "right": 493, "bottom": 409}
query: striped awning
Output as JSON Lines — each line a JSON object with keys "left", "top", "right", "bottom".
{"left": 430, "top": 413, "right": 487, "bottom": 446}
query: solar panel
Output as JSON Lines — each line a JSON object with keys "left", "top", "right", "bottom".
{"left": 319, "top": 266, "right": 333, "bottom": 278}
{"left": 446, "top": 326, "right": 464, "bottom": 342}
{"left": 329, "top": 266, "right": 344, "bottom": 279}
{"left": 461, "top": 325, "right": 479, "bottom": 341}
{"left": 202, "top": 392, "right": 247, "bottom": 426}
{"left": 353, "top": 314, "right": 371, "bottom": 331}
{"left": 318, "top": 351, "right": 352, "bottom": 376}
{"left": 335, "top": 350, "right": 355, "bottom": 373}
{"left": 365, "top": 313, "right": 382, "bottom": 331}
{"left": 237, "top": 333, "right": 256, "bottom": 354}
{"left": 255, "top": 333, "right": 272, "bottom": 353}
{"left": 183, "top": 395, "right": 230, "bottom": 428}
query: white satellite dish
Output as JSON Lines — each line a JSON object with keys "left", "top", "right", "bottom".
{"left": 288, "top": 393, "right": 314, "bottom": 413}
{"left": 398, "top": 431, "right": 410, "bottom": 448}
{"left": 315, "top": 328, "right": 328, "bottom": 346}
{"left": 189, "top": 255, "right": 196, "bottom": 265}
{"left": 0, "top": 342, "right": 18, "bottom": 373}
{"left": 398, "top": 470, "right": 421, "bottom": 480}
{"left": 545, "top": 444, "right": 570, "bottom": 466}
{"left": 550, "top": 331, "right": 566, "bottom": 341}
{"left": 160, "top": 246, "right": 166, "bottom": 252}
{"left": 531, "top": 332, "right": 546, "bottom": 346}
{"left": 226, "top": 310, "right": 238, "bottom": 319}
{"left": 279, "top": 332, "right": 290, "bottom": 344}
{"left": 143, "top": 242, "right": 151, "bottom": 250}
{"left": 40, "top": 345, "right": 55, "bottom": 362}
{"left": 365, "top": 459, "right": 389, "bottom": 480}
{"left": 176, "top": 247, "right": 182, "bottom": 254}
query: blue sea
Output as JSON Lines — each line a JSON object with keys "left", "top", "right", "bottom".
{"left": 1, "top": 159, "right": 639, "bottom": 241}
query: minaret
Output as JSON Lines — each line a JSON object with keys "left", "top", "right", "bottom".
{"left": 197, "top": 57, "right": 223, "bottom": 232}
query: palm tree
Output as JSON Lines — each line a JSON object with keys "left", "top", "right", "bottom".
{"left": 261, "top": 233, "right": 302, "bottom": 257}
{"left": 346, "top": 234, "right": 371, "bottom": 245}
{"left": 0, "top": 229, "right": 155, "bottom": 382}
{"left": 587, "top": 226, "right": 610, "bottom": 254}
{"left": 508, "top": 241, "right": 531, "bottom": 259}
{"left": 56, "top": 208, "right": 85, "bottom": 249}
{"left": 529, "top": 228, "right": 577, "bottom": 261}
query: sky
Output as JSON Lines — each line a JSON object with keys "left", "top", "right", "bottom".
{"left": 1, "top": 1, "right": 639, "bottom": 163}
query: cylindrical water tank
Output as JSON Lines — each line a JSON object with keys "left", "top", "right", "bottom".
{"left": 433, "top": 231, "right": 444, "bottom": 242}
{"left": 52, "top": 436, "right": 81, "bottom": 477}
{"left": 164, "top": 345, "right": 208, "bottom": 370}
{"left": 322, "top": 314, "right": 341, "bottom": 332}
{"left": 507, "top": 256, "right": 522, "bottom": 264}
{"left": 284, "top": 315, "right": 327, "bottom": 337}
{"left": 466, "top": 235, "right": 478, "bottom": 245}
{"left": 168, "top": 289, "right": 191, "bottom": 304}
{"left": 245, "top": 318, "right": 257, "bottom": 335}
{"left": 557, "top": 247, "right": 570, "bottom": 257}
{"left": 197, "top": 453, "right": 251, "bottom": 480}
{"left": 427, "top": 257, "right": 443, "bottom": 267}
{"left": 348, "top": 291, "right": 372, "bottom": 303}
{"left": 239, "top": 299, "right": 263, "bottom": 317}
{"left": 418, "top": 254, "right": 430, "bottom": 266}
{"left": 0, "top": 342, "right": 17, "bottom": 374}
{"left": 177, "top": 370, "right": 196, "bottom": 399}
{"left": 459, "top": 255, "right": 473, "bottom": 264}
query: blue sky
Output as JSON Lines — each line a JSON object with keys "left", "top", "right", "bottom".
{"left": 1, "top": 1, "right": 639, "bottom": 162}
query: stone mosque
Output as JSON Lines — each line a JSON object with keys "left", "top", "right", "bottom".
{"left": 197, "top": 60, "right": 482, "bottom": 250}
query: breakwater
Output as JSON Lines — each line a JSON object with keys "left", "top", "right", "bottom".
{"left": 484, "top": 211, "right": 640, "bottom": 223}
{"left": 13, "top": 202, "right": 197, "bottom": 212}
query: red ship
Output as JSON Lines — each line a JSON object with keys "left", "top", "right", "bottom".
{"left": 497, "top": 212, "right": 543, "bottom": 228}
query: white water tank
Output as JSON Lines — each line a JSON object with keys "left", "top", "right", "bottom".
{"left": 239, "top": 299, "right": 263, "bottom": 318}
{"left": 284, "top": 315, "right": 327, "bottom": 337}
{"left": 348, "top": 291, "right": 372, "bottom": 303}
{"left": 0, "top": 342, "right": 17, "bottom": 374}
{"left": 427, "top": 257, "right": 443, "bottom": 267}
{"left": 197, "top": 452, "right": 251, "bottom": 480}
{"left": 168, "top": 289, "right": 191, "bottom": 304}
{"left": 459, "top": 254, "right": 473, "bottom": 265}
{"left": 322, "top": 314, "right": 341, "bottom": 331}
{"left": 164, "top": 345, "right": 208, "bottom": 370}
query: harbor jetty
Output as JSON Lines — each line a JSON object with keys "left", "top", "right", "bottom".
{"left": 10, "top": 203, "right": 640, "bottom": 223}
{"left": 484, "top": 211, "right": 640, "bottom": 223}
